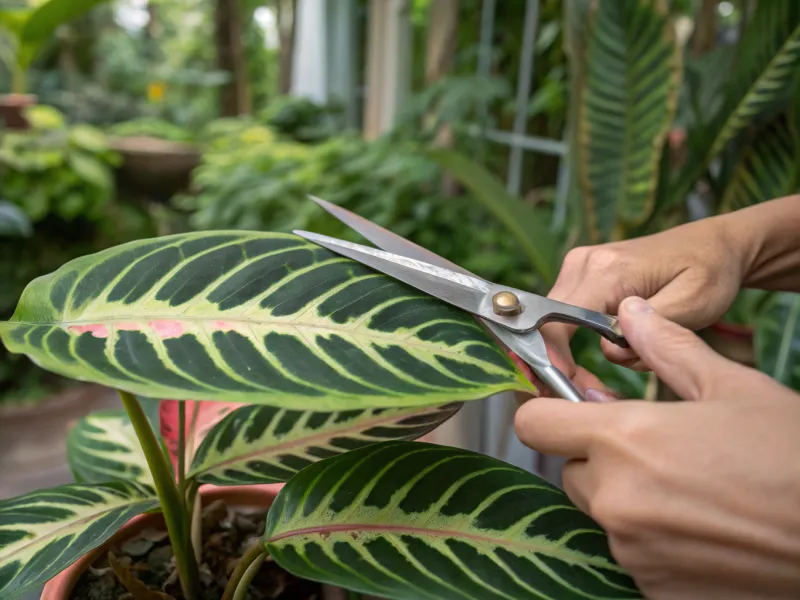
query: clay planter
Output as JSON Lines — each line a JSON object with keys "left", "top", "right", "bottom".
{"left": 0, "top": 94, "right": 37, "bottom": 129}
{"left": 110, "top": 136, "right": 201, "bottom": 202}
{"left": 40, "top": 484, "right": 359, "bottom": 599}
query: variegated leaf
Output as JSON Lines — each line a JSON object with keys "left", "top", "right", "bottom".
{"left": 264, "top": 441, "right": 641, "bottom": 600}
{"left": 673, "top": 0, "right": 800, "bottom": 206}
{"left": 0, "top": 231, "right": 533, "bottom": 410}
{"left": 189, "top": 403, "right": 461, "bottom": 485}
{"left": 159, "top": 399, "right": 245, "bottom": 475}
{"left": 67, "top": 409, "right": 153, "bottom": 485}
{"left": 755, "top": 292, "right": 800, "bottom": 392}
{"left": 577, "top": 0, "right": 680, "bottom": 241}
{"left": 721, "top": 117, "right": 799, "bottom": 211}
{"left": 707, "top": 0, "right": 800, "bottom": 160}
{"left": 0, "top": 481, "right": 158, "bottom": 600}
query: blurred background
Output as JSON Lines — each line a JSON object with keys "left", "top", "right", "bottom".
{"left": 1, "top": 0, "right": 799, "bottom": 505}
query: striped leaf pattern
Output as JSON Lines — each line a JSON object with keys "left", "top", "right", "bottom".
{"left": 0, "top": 231, "right": 532, "bottom": 410}
{"left": 264, "top": 441, "right": 641, "bottom": 600}
{"left": 721, "top": 117, "right": 799, "bottom": 211}
{"left": 577, "top": 0, "right": 680, "bottom": 242}
{"left": 756, "top": 292, "right": 800, "bottom": 392}
{"left": 705, "top": 0, "right": 800, "bottom": 161}
{"left": 67, "top": 409, "right": 153, "bottom": 485}
{"left": 190, "top": 403, "right": 461, "bottom": 485}
{"left": 0, "top": 481, "right": 158, "bottom": 600}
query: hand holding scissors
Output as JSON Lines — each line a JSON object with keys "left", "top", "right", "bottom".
{"left": 294, "top": 196, "right": 628, "bottom": 402}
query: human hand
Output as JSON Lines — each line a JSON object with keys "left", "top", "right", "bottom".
{"left": 544, "top": 217, "right": 746, "bottom": 372}
{"left": 515, "top": 297, "right": 800, "bottom": 600}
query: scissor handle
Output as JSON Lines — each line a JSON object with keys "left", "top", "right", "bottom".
{"left": 536, "top": 307, "right": 629, "bottom": 349}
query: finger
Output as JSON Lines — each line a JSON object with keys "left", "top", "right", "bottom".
{"left": 618, "top": 296, "right": 734, "bottom": 400}
{"left": 561, "top": 459, "right": 591, "bottom": 514}
{"left": 514, "top": 397, "right": 611, "bottom": 458}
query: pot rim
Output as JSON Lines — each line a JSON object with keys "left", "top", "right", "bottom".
{"left": 39, "top": 483, "right": 283, "bottom": 600}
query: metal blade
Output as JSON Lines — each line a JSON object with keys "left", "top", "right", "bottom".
{"left": 307, "top": 195, "right": 475, "bottom": 276}
{"left": 294, "top": 230, "right": 492, "bottom": 316}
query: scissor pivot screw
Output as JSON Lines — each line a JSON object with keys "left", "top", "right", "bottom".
{"left": 492, "top": 291, "right": 522, "bottom": 316}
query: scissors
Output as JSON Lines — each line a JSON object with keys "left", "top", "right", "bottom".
{"left": 294, "top": 196, "right": 628, "bottom": 403}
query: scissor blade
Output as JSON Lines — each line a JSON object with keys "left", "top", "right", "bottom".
{"left": 294, "top": 230, "right": 491, "bottom": 316}
{"left": 307, "top": 195, "right": 475, "bottom": 276}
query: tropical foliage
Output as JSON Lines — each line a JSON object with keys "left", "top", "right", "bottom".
{"left": 0, "top": 228, "right": 640, "bottom": 599}
{"left": 0, "top": 0, "right": 113, "bottom": 93}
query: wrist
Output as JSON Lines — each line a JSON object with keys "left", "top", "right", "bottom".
{"left": 724, "top": 196, "right": 800, "bottom": 290}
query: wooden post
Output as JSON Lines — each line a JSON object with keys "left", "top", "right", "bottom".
{"left": 215, "top": 0, "right": 251, "bottom": 116}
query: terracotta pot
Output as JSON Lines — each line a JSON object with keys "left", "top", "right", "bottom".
{"left": 110, "top": 136, "right": 201, "bottom": 202}
{"left": 0, "top": 94, "right": 37, "bottom": 130}
{"left": 40, "top": 484, "right": 359, "bottom": 600}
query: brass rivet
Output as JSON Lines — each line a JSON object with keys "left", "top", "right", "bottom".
{"left": 492, "top": 291, "right": 522, "bottom": 316}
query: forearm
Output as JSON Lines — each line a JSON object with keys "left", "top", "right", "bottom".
{"left": 717, "top": 195, "right": 800, "bottom": 292}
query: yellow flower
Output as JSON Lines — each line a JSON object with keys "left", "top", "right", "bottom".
{"left": 147, "top": 82, "right": 166, "bottom": 103}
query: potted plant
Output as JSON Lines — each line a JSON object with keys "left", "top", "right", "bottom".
{"left": 0, "top": 231, "right": 641, "bottom": 599}
{"left": 0, "top": 0, "right": 111, "bottom": 129}
{"left": 106, "top": 118, "right": 202, "bottom": 202}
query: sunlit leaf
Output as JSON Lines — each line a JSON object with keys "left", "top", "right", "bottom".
{"left": 0, "top": 232, "right": 534, "bottom": 409}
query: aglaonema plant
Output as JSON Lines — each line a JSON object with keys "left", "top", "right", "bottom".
{"left": 0, "top": 231, "right": 641, "bottom": 599}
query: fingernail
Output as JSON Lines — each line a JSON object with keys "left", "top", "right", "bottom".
{"left": 623, "top": 296, "right": 654, "bottom": 314}
{"left": 586, "top": 388, "right": 617, "bottom": 403}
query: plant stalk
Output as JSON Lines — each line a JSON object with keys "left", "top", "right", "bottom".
{"left": 178, "top": 401, "right": 187, "bottom": 495}
{"left": 118, "top": 391, "right": 201, "bottom": 600}
{"left": 222, "top": 542, "right": 267, "bottom": 600}
{"left": 232, "top": 553, "right": 265, "bottom": 600}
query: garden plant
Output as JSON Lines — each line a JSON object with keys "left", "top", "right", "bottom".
{"left": 0, "top": 230, "right": 641, "bottom": 600}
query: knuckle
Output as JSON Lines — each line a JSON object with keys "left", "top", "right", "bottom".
{"left": 585, "top": 246, "right": 627, "bottom": 273}
{"left": 562, "top": 246, "right": 592, "bottom": 271}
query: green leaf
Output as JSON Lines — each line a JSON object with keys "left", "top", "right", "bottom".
{"left": 24, "top": 105, "right": 65, "bottom": 130}
{"left": 705, "top": 1, "right": 800, "bottom": 160}
{"left": 0, "top": 232, "right": 533, "bottom": 409}
{"left": 67, "top": 151, "right": 114, "bottom": 192}
{"left": 0, "top": 481, "right": 158, "bottom": 600}
{"left": 577, "top": 0, "right": 680, "bottom": 242}
{"left": 0, "top": 8, "right": 30, "bottom": 38}
{"left": 674, "top": 1, "right": 800, "bottom": 205}
{"left": 264, "top": 441, "right": 641, "bottom": 600}
{"left": 67, "top": 409, "right": 153, "bottom": 485}
{"left": 721, "top": 117, "right": 799, "bottom": 211}
{"left": 427, "top": 149, "right": 558, "bottom": 286}
{"left": 755, "top": 292, "right": 800, "bottom": 391}
{"left": 190, "top": 403, "right": 461, "bottom": 485}
{"left": 0, "top": 201, "right": 32, "bottom": 238}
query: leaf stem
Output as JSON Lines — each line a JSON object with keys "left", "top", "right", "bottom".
{"left": 232, "top": 553, "right": 265, "bottom": 600}
{"left": 222, "top": 542, "right": 267, "bottom": 600}
{"left": 178, "top": 401, "right": 186, "bottom": 496}
{"left": 118, "top": 391, "right": 200, "bottom": 600}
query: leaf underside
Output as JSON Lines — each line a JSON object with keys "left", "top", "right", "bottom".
{"left": 67, "top": 409, "right": 154, "bottom": 486}
{"left": 578, "top": 0, "right": 680, "bottom": 242}
{"left": 264, "top": 441, "right": 641, "bottom": 600}
{"left": 0, "top": 231, "right": 532, "bottom": 410}
{"left": 0, "top": 481, "right": 158, "bottom": 600}
{"left": 190, "top": 403, "right": 462, "bottom": 485}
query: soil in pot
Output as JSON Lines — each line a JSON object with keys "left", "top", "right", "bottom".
{"left": 71, "top": 499, "right": 321, "bottom": 600}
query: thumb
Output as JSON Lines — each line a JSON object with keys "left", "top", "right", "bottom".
{"left": 618, "top": 296, "right": 733, "bottom": 401}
